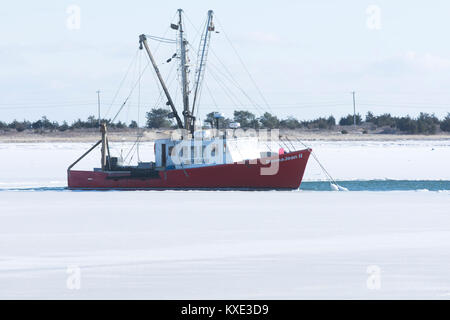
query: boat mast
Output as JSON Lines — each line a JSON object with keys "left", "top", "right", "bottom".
{"left": 177, "top": 9, "right": 193, "bottom": 133}
{"left": 139, "top": 34, "right": 184, "bottom": 129}
{"left": 191, "top": 10, "right": 214, "bottom": 126}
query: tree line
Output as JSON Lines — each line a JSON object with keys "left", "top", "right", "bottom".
{"left": 146, "top": 108, "right": 450, "bottom": 134}
{"left": 2, "top": 109, "right": 450, "bottom": 134}
{"left": 338, "top": 111, "right": 450, "bottom": 134}
{"left": 0, "top": 115, "right": 137, "bottom": 132}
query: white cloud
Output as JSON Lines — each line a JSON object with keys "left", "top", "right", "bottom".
{"left": 369, "top": 51, "right": 450, "bottom": 76}
{"left": 404, "top": 51, "right": 450, "bottom": 71}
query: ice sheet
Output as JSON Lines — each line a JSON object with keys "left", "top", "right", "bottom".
{"left": 1, "top": 191, "right": 450, "bottom": 299}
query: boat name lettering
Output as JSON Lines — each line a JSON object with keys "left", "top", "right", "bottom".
{"left": 266, "top": 155, "right": 298, "bottom": 164}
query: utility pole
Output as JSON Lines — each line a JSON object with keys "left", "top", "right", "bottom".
{"left": 97, "top": 90, "right": 101, "bottom": 126}
{"left": 352, "top": 91, "right": 356, "bottom": 128}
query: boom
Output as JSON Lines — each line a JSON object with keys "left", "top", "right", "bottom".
{"left": 139, "top": 34, "right": 184, "bottom": 129}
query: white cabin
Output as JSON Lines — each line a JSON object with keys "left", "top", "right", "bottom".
{"left": 154, "top": 136, "right": 264, "bottom": 170}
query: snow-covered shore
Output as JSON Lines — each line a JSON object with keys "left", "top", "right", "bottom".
{"left": 1, "top": 191, "right": 449, "bottom": 299}
{"left": 303, "top": 139, "right": 450, "bottom": 181}
{"left": 1, "top": 130, "right": 449, "bottom": 143}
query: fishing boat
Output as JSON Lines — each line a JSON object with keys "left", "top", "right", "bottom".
{"left": 67, "top": 9, "right": 311, "bottom": 190}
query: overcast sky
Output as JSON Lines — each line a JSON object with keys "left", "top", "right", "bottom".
{"left": 1, "top": 0, "right": 450, "bottom": 124}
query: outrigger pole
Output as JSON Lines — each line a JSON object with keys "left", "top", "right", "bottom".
{"left": 139, "top": 34, "right": 184, "bottom": 129}
{"left": 67, "top": 113, "right": 110, "bottom": 174}
{"left": 67, "top": 139, "right": 102, "bottom": 174}
{"left": 66, "top": 122, "right": 111, "bottom": 174}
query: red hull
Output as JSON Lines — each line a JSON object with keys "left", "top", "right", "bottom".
{"left": 68, "top": 149, "right": 311, "bottom": 190}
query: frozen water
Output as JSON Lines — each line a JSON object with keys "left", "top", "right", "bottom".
{"left": 0, "top": 140, "right": 449, "bottom": 299}
{"left": 1, "top": 191, "right": 450, "bottom": 299}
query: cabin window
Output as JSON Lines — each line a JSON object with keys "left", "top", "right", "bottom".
{"left": 168, "top": 146, "right": 174, "bottom": 157}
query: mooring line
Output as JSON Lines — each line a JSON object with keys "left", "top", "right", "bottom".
{"left": 293, "top": 137, "right": 348, "bottom": 191}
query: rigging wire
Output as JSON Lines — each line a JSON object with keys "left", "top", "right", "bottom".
{"left": 190, "top": 13, "right": 213, "bottom": 118}
{"left": 137, "top": 49, "right": 142, "bottom": 162}
{"left": 110, "top": 61, "right": 151, "bottom": 123}
{"left": 215, "top": 15, "right": 274, "bottom": 114}
{"left": 107, "top": 11, "right": 177, "bottom": 126}
{"left": 194, "top": 69, "right": 208, "bottom": 120}
{"left": 149, "top": 55, "right": 178, "bottom": 111}
{"left": 293, "top": 137, "right": 348, "bottom": 191}
{"left": 205, "top": 53, "right": 268, "bottom": 116}
{"left": 123, "top": 136, "right": 142, "bottom": 164}
{"left": 182, "top": 11, "right": 207, "bottom": 121}
{"left": 124, "top": 48, "right": 141, "bottom": 125}
{"left": 144, "top": 34, "right": 177, "bottom": 44}
{"left": 104, "top": 48, "right": 139, "bottom": 119}
{"left": 183, "top": 12, "right": 202, "bottom": 54}
{"left": 203, "top": 81, "right": 219, "bottom": 112}
{"left": 184, "top": 13, "right": 243, "bottom": 118}
{"left": 9, "top": 100, "right": 450, "bottom": 113}
{"left": 184, "top": 14, "right": 270, "bottom": 118}
{"left": 185, "top": 45, "right": 256, "bottom": 115}
{"left": 111, "top": 12, "right": 179, "bottom": 126}
{"left": 125, "top": 49, "right": 180, "bottom": 166}
{"left": 206, "top": 65, "right": 243, "bottom": 107}
{"left": 121, "top": 43, "right": 179, "bottom": 164}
